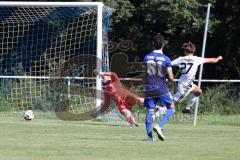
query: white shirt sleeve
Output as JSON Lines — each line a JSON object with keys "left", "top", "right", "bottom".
{"left": 195, "top": 57, "right": 207, "bottom": 65}
{"left": 171, "top": 57, "right": 180, "bottom": 66}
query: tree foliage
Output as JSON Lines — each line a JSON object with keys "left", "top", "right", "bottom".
{"left": 103, "top": 0, "right": 239, "bottom": 79}
{"left": 7, "top": 0, "right": 239, "bottom": 79}
{"left": 207, "top": 0, "right": 240, "bottom": 78}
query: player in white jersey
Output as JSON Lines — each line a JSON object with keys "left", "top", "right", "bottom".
{"left": 171, "top": 41, "right": 223, "bottom": 114}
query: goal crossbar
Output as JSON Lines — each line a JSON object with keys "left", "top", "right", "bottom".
{"left": 0, "top": 1, "right": 103, "bottom": 7}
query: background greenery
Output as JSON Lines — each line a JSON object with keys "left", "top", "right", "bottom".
{"left": 100, "top": 0, "right": 240, "bottom": 116}
{"left": 0, "top": 0, "right": 239, "bottom": 116}
{"left": 7, "top": 0, "right": 240, "bottom": 79}
{"left": 131, "top": 84, "right": 240, "bottom": 116}
{"left": 0, "top": 2, "right": 239, "bottom": 159}
{"left": 102, "top": 0, "right": 240, "bottom": 80}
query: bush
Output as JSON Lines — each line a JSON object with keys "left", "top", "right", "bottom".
{"left": 132, "top": 84, "right": 240, "bottom": 115}
{"left": 198, "top": 84, "right": 240, "bottom": 115}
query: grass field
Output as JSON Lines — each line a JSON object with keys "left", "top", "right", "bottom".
{"left": 0, "top": 113, "right": 240, "bottom": 160}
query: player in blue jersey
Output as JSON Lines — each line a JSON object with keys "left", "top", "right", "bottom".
{"left": 143, "top": 33, "right": 175, "bottom": 141}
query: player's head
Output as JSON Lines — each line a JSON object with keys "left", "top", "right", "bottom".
{"left": 153, "top": 33, "right": 164, "bottom": 50}
{"left": 182, "top": 41, "right": 196, "bottom": 55}
{"left": 102, "top": 75, "right": 111, "bottom": 86}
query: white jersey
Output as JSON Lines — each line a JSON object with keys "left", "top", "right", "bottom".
{"left": 171, "top": 56, "right": 207, "bottom": 86}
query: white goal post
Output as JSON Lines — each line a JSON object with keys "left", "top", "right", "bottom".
{"left": 194, "top": 3, "right": 211, "bottom": 126}
{"left": 0, "top": 1, "right": 103, "bottom": 108}
{"left": 0, "top": 1, "right": 110, "bottom": 118}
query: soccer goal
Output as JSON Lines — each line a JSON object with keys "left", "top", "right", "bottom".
{"left": 0, "top": 1, "right": 124, "bottom": 123}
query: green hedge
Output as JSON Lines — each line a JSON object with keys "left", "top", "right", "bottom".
{"left": 0, "top": 84, "right": 239, "bottom": 115}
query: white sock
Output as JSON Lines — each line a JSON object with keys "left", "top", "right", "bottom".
{"left": 153, "top": 107, "right": 166, "bottom": 122}
{"left": 186, "top": 94, "right": 198, "bottom": 109}
{"left": 154, "top": 124, "right": 162, "bottom": 130}
{"left": 157, "top": 106, "right": 167, "bottom": 117}
{"left": 155, "top": 106, "right": 167, "bottom": 118}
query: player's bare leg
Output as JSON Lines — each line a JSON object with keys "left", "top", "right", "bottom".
{"left": 192, "top": 86, "right": 202, "bottom": 96}
{"left": 183, "top": 86, "right": 202, "bottom": 114}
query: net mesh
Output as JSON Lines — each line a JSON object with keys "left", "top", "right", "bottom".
{"left": 0, "top": 5, "right": 125, "bottom": 124}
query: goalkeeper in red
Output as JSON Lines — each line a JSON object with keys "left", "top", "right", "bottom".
{"left": 96, "top": 71, "right": 144, "bottom": 127}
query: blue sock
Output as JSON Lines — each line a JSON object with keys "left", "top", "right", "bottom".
{"left": 145, "top": 110, "right": 154, "bottom": 138}
{"left": 158, "top": 108, "right": 175, "bottom": 128}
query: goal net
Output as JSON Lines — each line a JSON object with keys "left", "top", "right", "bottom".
{"left": 0, "top": 2, "right": 124, "bottom": 123}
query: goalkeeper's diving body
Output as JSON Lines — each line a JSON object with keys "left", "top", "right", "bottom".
{"left": 143, "top": 33, "right": 175, "bottom": 141}
{"left": 95, "top": 71, "right": 144, "bottom": 127}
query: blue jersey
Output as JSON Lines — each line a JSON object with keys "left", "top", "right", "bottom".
{"left": 143, "top": 50, "right": 172, "bottom": 98}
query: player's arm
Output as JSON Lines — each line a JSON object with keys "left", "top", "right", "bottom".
{"left": 136, "top": 97, "right": 144, "bottom": 105}
{"left": 101, "top": 72, "right": 113, "bottom": 77}
{"left": 166, "top": 58, "right": 174, "bottom": 88}
{"left": 171, "top": 57, "right": 180, "bottom": 66}
{"left": 166, "top": 69, "right": 174, "bottom": 89}
{"left": 205, "top": 56, "right": 223, "bottom": 63}
{"left": 95, "top": 71, "right": 116, "bottom": 78}
{"left": 93, "top": 69, "right": 115, "bottom": 78}
{"left": 125, "top": 94, "right": 144, "bottom": 106}
{"left": 166, "top": 58, "right": 174, "bottom": 81}
{"left": 167, "top": 69, "right": 174, "bottom": 81}
{"left": 103, "top": 72, "right": 118, "bottom": 81}
{"left": 93, "top": 69, "right": 118, "bottom": 82}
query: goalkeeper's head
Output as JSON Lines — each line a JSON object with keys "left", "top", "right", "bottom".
{"left": 102, "top": 75, "right": 111, "bottom": 87}
{"left": 182, "top": 41, "right": 196, "bottom": 55}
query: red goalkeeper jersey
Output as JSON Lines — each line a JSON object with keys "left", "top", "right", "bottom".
{"left": 101, "top": 72, "right": 143, "bottom": 111}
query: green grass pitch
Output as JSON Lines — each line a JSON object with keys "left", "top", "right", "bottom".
{"left": 0, "top": 115, "right": 240, "bottom": 160}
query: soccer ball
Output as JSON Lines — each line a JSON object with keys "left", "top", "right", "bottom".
{"left": 24, "top": 109, "right": 35, "bottom": 120}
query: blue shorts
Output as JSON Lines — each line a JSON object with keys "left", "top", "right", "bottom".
{"left": 144, "top": 92, "right": 173, "bottom": 109}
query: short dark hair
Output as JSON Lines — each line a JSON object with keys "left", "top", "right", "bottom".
{"left": 182, "top": 41, "right": 196, "bottom": 54}
{"left": 153, "top": 33, "right": 164, "bottom": 49}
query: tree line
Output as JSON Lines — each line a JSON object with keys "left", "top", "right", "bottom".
{"left": 3, "top": 0, "right": 239, "bottom": 79}
{"left": 103, "top": 0, "right": 240, "bottom": 80}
